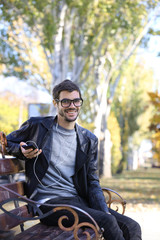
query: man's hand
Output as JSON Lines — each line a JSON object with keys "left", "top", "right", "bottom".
{"left": 20, "top": 142, "right": 42, "bottom": 159}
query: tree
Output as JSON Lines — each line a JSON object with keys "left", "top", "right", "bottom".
{"left": 107, "top": 111, "right": 122, "bottom": 174}
{"left": 92, "top": 2, "right": 160, "bottom": 176}
{"left": 1, "top": 0, "right": 160, "bottom": 176}
{"left": 1, "top": 1, "right": 159, "bottom": 88}
{"left": 148, "top": 91, "right": 160, "bottom": 165}
{"left": 113, "top": 57, "right": 155, "bottom": 171}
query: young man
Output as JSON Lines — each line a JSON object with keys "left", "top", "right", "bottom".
{"left": 6, "top": 80, "right": 141, "bottom": 240}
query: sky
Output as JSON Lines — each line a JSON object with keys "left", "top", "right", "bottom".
{"left": 139, "top": 28, "right": 160, "bottom": 92}
{"left": 147, "top": 37, "right": 160, "bottom": 80}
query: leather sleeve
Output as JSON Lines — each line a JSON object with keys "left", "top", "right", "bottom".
{"left": 87, "top": 137, "right": 109, "bottom": 213}
{"left": 6, "top": 119, "right": 32, "bottom": 159}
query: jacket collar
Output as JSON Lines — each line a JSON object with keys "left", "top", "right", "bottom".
{"left": 75, "top": 123, "right": 89, "bottom": 151}
{"left": 41, "top": 117, "right": 89, "bottom": 172}
{"left": 74, "top": 124, "right": 89, "bottom": 172}
{"left": 41, "top": 116, "right": 57, "bottom": 130}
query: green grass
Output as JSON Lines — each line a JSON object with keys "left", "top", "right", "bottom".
{"left": 100, "top": 168, "right": 160, "bottom": 204}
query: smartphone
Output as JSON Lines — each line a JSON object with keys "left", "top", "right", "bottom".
{"left": 22, "top": 144, "right": 37, "bottom": 150}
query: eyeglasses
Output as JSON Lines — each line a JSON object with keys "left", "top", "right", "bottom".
{"left": 55, "top": 98, "right": 83, "bottom": 108}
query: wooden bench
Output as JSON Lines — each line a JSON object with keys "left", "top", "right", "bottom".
{"left": 0, "top": 132, "right": 126, "bottom": 240}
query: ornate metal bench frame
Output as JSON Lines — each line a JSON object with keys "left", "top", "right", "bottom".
{"left": 0, "top": 131, "right": 126, "bottom": 239}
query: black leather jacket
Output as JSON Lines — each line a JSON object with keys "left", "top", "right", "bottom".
{"left": 6, "top": 116, "right": 109, "bottom": 213}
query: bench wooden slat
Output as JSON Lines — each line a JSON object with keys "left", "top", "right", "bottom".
{"left": 14, "top": 223, "right": 96, "bottom": 240}
{"left": 0, "top": 205, "right": 31, "bottom": 230}
{"left": 14, "top": 224, "right": 64, "bottom": 240}
{"left": 0, "top": 157, "right": 22, "bottom": 175}
{"left": 0, "top": 181, "right": 25, "bottom": 202}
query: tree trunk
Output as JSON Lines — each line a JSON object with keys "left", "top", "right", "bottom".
{"left": 103, "top": 129, "right": 112, "bottom": 178}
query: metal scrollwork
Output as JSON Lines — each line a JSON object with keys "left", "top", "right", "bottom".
{"left": 53, "top": 206, "right": 79, "bottom": 231}
{"left": 53, "top": 206, "right": 103, "bottom": 239}
{"left": 0, "top": 185, "right": 102, "bottom": 239}
{"left": 74, "top": 222, "right": 102, "bottom": 240}
{"left": 102, "top": 187, "right": 126, "bottom": 215}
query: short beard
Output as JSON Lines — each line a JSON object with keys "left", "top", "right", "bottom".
{"left": 65, "top": 116, "right": 78, "bottom": 122}
{"left": 59, "top": 109, "right": 79, "bottom": 122}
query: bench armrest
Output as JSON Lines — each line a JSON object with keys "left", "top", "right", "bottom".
{"left": 102, "top": 187, "right": 126, "bottom": 215}
{"left": 0, "top": 184, "right": 103, "bottom": 239}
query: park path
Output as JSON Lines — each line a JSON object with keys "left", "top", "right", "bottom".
{"left": 125, "top": 203, "right": 160, "bottom": 240}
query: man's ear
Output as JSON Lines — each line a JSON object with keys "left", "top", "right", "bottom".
{"left": 53, "top": 99, "right": 57, "bottom": 107}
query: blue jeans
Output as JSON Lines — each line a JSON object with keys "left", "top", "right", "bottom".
{"left": 39, "top": 196, "right": 142, "bottom": 240}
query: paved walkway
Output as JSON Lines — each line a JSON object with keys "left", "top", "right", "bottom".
{"left": 125, "top": 203, "right": 160, "bottom": 240}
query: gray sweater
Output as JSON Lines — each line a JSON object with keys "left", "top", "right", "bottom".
{"left": 33, "top": 123, "right": 78, "bottom": 203}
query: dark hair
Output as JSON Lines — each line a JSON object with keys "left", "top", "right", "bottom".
{"left": 52, "top": 79, "right": 82, "bottom": 99}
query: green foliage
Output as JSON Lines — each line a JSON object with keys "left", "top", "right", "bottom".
{"left": 0, "top": 27, "right": 29, "bottom": 78}
{"left": 107, "top": 111, "right": 122, "bottom": 174}
{"left": 0, "top": 0, "right": 159, "bottom": 176}
{"left": 0, "top": 93, "right": 27, "bottom": 134}
{"left": 0, "top": 0, "right": 159, "bottom": 89}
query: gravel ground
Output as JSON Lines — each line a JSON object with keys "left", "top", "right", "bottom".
{"left": 125, "top": 203, "right": 160, "bottom": 240}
